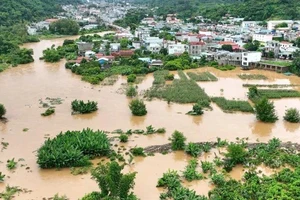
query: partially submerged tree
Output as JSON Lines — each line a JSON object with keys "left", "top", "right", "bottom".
{"left": 129, "top": 99, "right": 147, "bottom": 116}
{"left": 186, "top": 103, "right": 204, "bottom": 115}
{"left": 169, "top": 131, "right": 186, "bottom": 150}
{"left": 284, "top": 108, "right": 300, "bottom": 123}
{"left": 0, "top": 104, "right": 6, "bottom": 118}
{"left": 87, "top": 161, "right": 138, "bottom": 199}
{"left": 254, "top": 97, "right": 278, "bottom": 123}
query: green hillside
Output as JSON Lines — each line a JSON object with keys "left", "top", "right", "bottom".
{"left": 0, "top": 0, "right": 82, "bottom": 26}
{"left": 133, "top": 0, "right": 300, "bottom": 21}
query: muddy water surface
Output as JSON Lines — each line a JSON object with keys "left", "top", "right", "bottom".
{"left": 0, "top": 34, "right": 300, "bottom": 199}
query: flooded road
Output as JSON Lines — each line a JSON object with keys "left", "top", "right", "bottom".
{"left": 0, "top": 33, "right": 300, "bottom": 199}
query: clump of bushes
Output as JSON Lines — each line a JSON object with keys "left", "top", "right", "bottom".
{"left": 41, "top": 108, "right": 55, "bottom": 116}
{"left": 37, "top": 128, "right": 111, "bottom": 168}
{"left": 130, "top": 147, "right": 146, "bottom": 156}
{"left": 223, "top": 143, "right": 248, "bottom": 172}
{"left": 284, "top": 108, "right": 300, "bottom": 123}
{"left": 126, "top": 85, "right": 138, "bottom": 97}
{"left": 86, "top": 161, "right": 138, "bottom": 199}
{"left": 164, "top": 73, "right": 174, "bottom": 80}
{"left": 183, "top": 159, "right": 204, "bottom": 181}
{"left": 157, "top": 170, "right": 207, "bottom": 199}
{"left": 0, "top": 104, "right": 6, "bottom": 118}
{"left": 185, "top": 143, "right": 202, "bottom": 157}
{"left": 254, "top": 97, "right": 278, "bottom": 123}
{"left": 127, "top": 74, "right": 137, "bottom": 83}
{"left": 119, "top": 134, "right": 129, "bottom": 143}
{"left": 71, "top": 100, "right": 98, "bottom": 114}
{"left": 129, "top": 99, "right": 147, "bottom": 116}
{"left": 169, "top": 131, "right": 186, "bottom": 150}
{"left": 186, "top": 103, "right": 204, "bottom": 115}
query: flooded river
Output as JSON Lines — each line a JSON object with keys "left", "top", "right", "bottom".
{"left": 0, "top": 33, "right": 300, "bottom": 199}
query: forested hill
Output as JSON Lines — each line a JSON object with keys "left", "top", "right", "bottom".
{"left": 201, "top": 0, "right": 300, "bottom": 21}
{"left": 0, "top": 0, "right": 82, "bottom": 26}
{"left": 133, "top": 0, "right": 300, "bottom": 21}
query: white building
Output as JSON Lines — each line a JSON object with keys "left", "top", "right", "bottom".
{"left": 143, "top": 37, "right": 164, "bottom": 53}
{"left": 148, "top": 43, "right": 161, "bottom": 53}
{"left": 168, "top": 43, "right": 188, "bottom": 55}
{"left": 267, "top": 20, "right": 294, "bottom": 30}
{"left": 253, "top": 33, "right": 273, "bottom": 43}
{"left": 241, "top": 21, "right": 260, "bottom": 29}
{"left": 110, "top": 43, "right": 121, "bottom": 52}
{"left": 242, "top": 52, "right": 262, "bottom": 66}
{"left": 279, "top": 41, "right": 293, "bottom": 50}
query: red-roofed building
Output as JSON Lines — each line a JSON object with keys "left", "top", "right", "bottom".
{"left": 189, "top": 42, "right": 207, "bottom": 56}
{"left": 219, "top": 41, "right": 240, "bottom": 51}
{"left": 111, "top": 50, "right": 134, "bottom": 57}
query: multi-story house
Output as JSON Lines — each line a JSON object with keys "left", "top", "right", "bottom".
{"left": 168, "top": 43, "right": 189, "bottom": 55}
{"left": 189, "top": 42, "right": 207, "bottom": 56}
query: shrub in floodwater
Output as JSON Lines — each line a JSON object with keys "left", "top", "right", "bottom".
{"left": 0, "top": 172, "right": 5, "bottom": 182}
{"left": 0, "top": 104, "right": 6, "bottom": 118}
{"left": 6, "top": 158, "right": 17, "bottom": 170}
{"left": 81, "top": 192, "right": 102, "bottom": 200}
{"left": 71, "top": 100, "right": 98, "bottom": 114}
{"left": 224, "top": 143, "right": 248, "bottom": 172}
{"left": 119, "top": 134, "right": 129, "bottom": 143}
{"left": 53, "top": 194, "right": 69, "bottom": 200}
{"left": 183, "top": 159, "right": 203, "bottom": 181}
{"left": 201, "top": 161, "right": 214, "bottom": 174}
{"left": 41, "top": 108, "right": 55, "bottom": 116}
{"left": 254, "top": 97, "right": 278, "bottom": 123}
{"left": 146, "top": 125, "right": 155, "bottom": 134}
{"left": 185, "top": 143, "right": 202, "bottom": 157}
{"left": 156, "top": 128, "right": 166, "bottom": 133}
{"left": 169, "top": 131, "right": 186, "bottom": 151}
{"left": 126, "top": 85, "right": 137, "bottom": 97}
{"left": 130, "top": 147, "right": 146, "bottom": 157}
{"left": 284, "top": 108, "right": 300, "bottom": 123}
{"left": 201, "top": 142, "right": 212, "bottom": 153}
{"left": 0, "top": 185, "right": 22, "bottom": 200}
{"left": 210, "top": 173, "right": 226, "bottom": 186}
{"left": 164, "top": 73, "right": 174, "bottom": 80}
{"left": 37, "top": 128, "right": 111, "bottom": 168}
{"left": 157, "top": 170, "right": 181, "bottom": 189}
{"left": 90, "top": 161, "right": 137, "bottom": 199}
{"left": 129, "top": 99, "right": 147, "bottom": 116}
{"left": 186, "top": 103, "right": 204, "bottom": 115}
{"left": 127, "top": 74, "right": 137, "bottom": 83}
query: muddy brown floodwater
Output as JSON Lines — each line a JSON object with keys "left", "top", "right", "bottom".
{"left": 0, "top": 32, "right": 300, "bottom": 199}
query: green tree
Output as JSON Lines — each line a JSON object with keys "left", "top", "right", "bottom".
{"left": 221, "top": 45, "right": 233, "bottom": 52}
{"left": 284, "top": 108, "right": 300, "bottom": 123}
{"left": 255, "top": 97, "right": 278, "bottom": 123}
{"left": 244, "top": 40, "right": 260, "bottom": 51}
{"left": 126, "top": 85, "right": 137, "bottom": 97}
{"left": 295, "top": 37, "right": 300, "bottom": 48}
{"left": 290, "top": 50, "right": 300, "bottom": 75}
{"left": 169, "top": 131, "right": 186, "bottom": 150}
{"left": 0, "top": 104, "right": 6, "bottom": 118}
{"left": 120, "top": 39, "right": 129, "bottom": 49}
{"left": 268, "top": 51, "right": 275, "bottom": 58}
{"left": 275, "top": 22, "right": 288, "bottom": 28}
{"left": 49, "top": 19, "right": 80, "bottom": 35}
{"left": 43, "top": 47, "right": 61, "bottom": 63}
{"left": 129, "top": 99, "right": 147, "bottom": 116}
{"left": 127, "top": 74, "right": 137, "bottom": 83}
{"left": 90, "top": 161, "right": 137, "bottom": 199}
